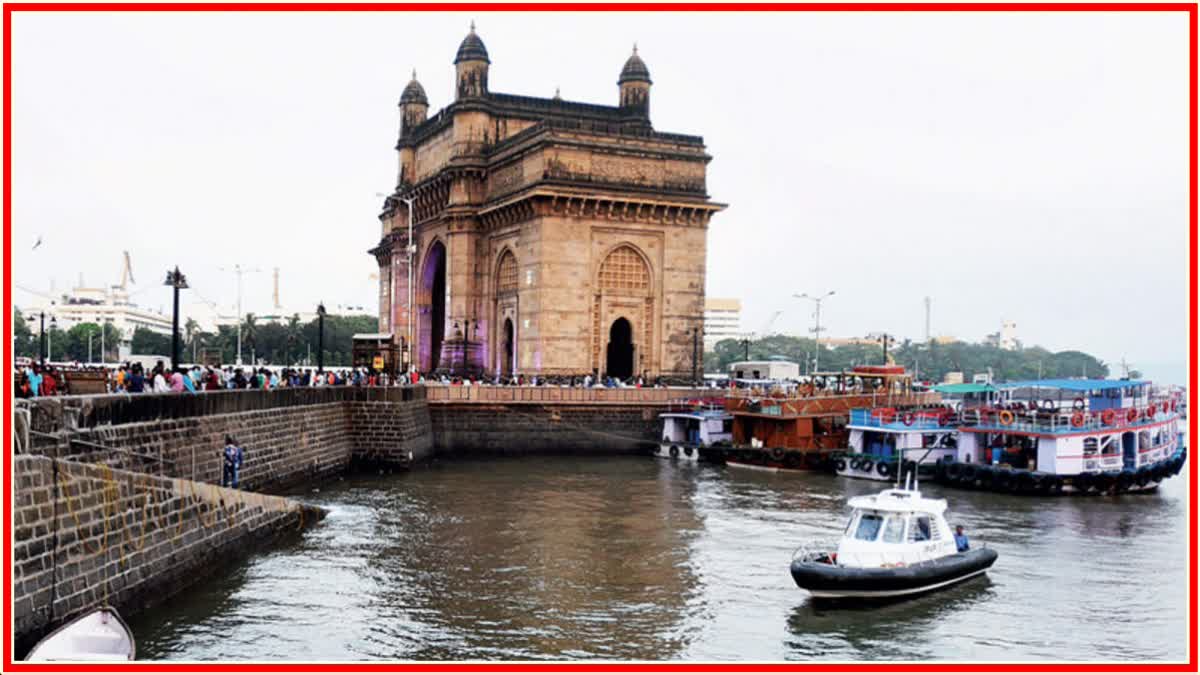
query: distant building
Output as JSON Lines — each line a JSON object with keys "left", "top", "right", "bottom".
{"left": 730, "top": 360, "right": 800, "bottom": 381}
{"left": 703, "top": 298, "right": 741, "bottom": 350}
{"left": 985, "top": 320, "right": 1019, "bottom": 350}
{"left": 24, "top": 283, "right": 172, "bottom": 349}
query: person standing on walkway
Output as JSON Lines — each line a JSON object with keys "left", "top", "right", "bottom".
{"left": 222, "top": 435, "right": 244, "bottom": 488}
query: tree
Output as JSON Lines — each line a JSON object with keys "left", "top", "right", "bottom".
{"left": 13, "top": 307, "right": 35, "bottom": 359}
{"left": 285, "top": 313, "right": 302, "bottom": 365}
{"left": 703, "top": 334, "right": 1110, "bottom": 384}
{"left": 241, "top": 314, "right": 258, "bottom": 363}
{"left": 131, "top": 326, "right": 173, "bottom": 356}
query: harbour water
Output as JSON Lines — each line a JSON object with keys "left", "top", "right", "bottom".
{"left": 131, "top": 455, "right": 1190, "bottom": 661}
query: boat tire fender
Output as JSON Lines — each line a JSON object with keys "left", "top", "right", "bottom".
{"left": 859, "top": 459, "right": 874, "bottom": 473}
{"left": 670, "top": 446, "right": 680, "bottom": 458}
{"left": 834, "top": 458, "right": 847, "bottom": 472}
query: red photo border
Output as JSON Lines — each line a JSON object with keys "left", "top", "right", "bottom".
{"left": 2, "top": 2, "right": 1196, "bottom": 672}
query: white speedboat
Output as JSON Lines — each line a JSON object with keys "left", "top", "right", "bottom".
{"left": 790, "top": 477, "right": 996, "bottom": 600}
{"left": 26, "top": 607, "right": 135, "bottom": 661}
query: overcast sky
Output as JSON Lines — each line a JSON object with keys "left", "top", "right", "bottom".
{"left": 9, "top": 10, "right": 1191, "bottom": 383}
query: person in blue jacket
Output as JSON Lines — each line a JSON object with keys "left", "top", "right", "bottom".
{"left": 954, "top": 525, "right": 970, "bottom": 552}
{"left": 221, "top": 435, "right": 245, "bottom": 488}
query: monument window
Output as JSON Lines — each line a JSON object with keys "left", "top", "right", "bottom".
{"left": 497, "top": 251, "right": 518, "bottom": 294}
{"left": 599, "top": 245, "right": 650, "bottom": 294}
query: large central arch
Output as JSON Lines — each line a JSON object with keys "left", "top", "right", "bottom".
{"left": 420, "top": 241, "right": 446, "bottom": 372}
{"left": 594, "top": 244, "right": 653, "bottom": 377}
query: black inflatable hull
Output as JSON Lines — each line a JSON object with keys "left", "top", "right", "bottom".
{"left": 790, "top": 548, "right": 998, "bottom": 599}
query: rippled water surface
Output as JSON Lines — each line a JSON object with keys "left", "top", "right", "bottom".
{"left": 131, "top": 455, "right": 1190, "bottom": 661}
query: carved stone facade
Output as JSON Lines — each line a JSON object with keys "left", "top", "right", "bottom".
{"left": 371, "top": 27, "right": 724, "bottom": 378}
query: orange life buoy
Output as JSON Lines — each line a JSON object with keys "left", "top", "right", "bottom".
{"left": 1102, "top": 409, "right": 1116, "bottom": 426}
{"left": 999, "top": 410, "right": 1015, "bottom": 426}
{"left": 902, "top": 412, "right": 915, "bottom": 426}
{"left": 1126, "top": 408, "right": 1138, "bottom": 423}
{"left": 1148, "top": 404, "right": 1157, "bottom": 417}
{"left": 1071, "top": 412, "right": 1085, "bottom": 428}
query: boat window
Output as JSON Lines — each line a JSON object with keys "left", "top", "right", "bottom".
{"left": 909, "top": 515, "right": 933, "bottom": 542}
{"left": 854, "top": 513, "right": 884, "bottom": 541}
{"left": 1083, "top": 437, "right": 1098, "bottom": 457}
{"left": 881, "top": 515, "right": 906, "bottom": 543}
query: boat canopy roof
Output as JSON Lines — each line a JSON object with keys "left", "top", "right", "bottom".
{"left": 660, "top": 410, "right": 731, "bottom": 420}
{"left": 994, "top": 378, "right": 1148, "bottom": 392}
{"left": 931, "top": 383, "right": 996, "bottom": 394}
{"left": 847, "top": 489, "right": 947, "bottom": 515}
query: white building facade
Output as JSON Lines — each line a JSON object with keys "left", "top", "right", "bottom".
{"left": 704, "top": 298, "right": 742, "bottom": 350}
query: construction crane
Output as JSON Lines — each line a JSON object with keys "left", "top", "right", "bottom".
{"left": 119, "top": 251, "right": 134, "bottom": 289}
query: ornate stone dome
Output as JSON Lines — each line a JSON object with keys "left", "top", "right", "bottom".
{"left": 454, "top": 22, "right": 490, "bottom": 64}
{"left": 618, "top": 45, "right": 651, "bottom": 85}
{"left": 400, "top": 71, "right": 428, "bottom": 105}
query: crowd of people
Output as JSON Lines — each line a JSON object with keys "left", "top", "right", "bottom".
{"left": 14, "top": 360, "right": 703, "bottom": 398}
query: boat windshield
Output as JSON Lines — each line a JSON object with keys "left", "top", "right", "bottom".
{"left": 881, "top": 515, "right": 906, "bottom": 543}
{"left": 854, "top": 513, "right": 884, "bottom": 541}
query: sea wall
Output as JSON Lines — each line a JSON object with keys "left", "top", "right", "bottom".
{"left": 426, "top": 386, "right": 715, "bottom": 454}
{"left": 12, "top": 455, "right": 326, "bottom": 657}
{"left": 22, "top": 387, "right": 433, "bottom": 489}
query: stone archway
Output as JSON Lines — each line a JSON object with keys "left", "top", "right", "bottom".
{"left": 502, "top": 318, "right": 515, "bottom": 376}
{"left": 419, "top": 241, "right": 446, "bottom": 372}
{"left": 594, "top": 244, "right": 653, "bottom": 376}
{"left": 606, "top": 317, "right": 634, "bottom": 379}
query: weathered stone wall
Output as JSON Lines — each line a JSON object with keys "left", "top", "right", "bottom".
{"left": 347, "top": 399, "right": 435, "bottom": 467}
{"left": 427, "top": 386, "right": 716, "bottom": 454}
{"left": 23, "top": 388, "right": 433, "bottom": 489}
{"left": 12, "top": 455, "right": 325, "bottom": 657}
{"left": 430, "top": 403, "right": 662, "bottom": 454}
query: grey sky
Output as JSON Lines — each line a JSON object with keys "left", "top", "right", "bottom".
{"left": 10, "top": 10, "right": 1191, "bottom": 382}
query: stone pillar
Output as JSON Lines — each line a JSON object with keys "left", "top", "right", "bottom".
{"left": 439, "top": 215, "right": 483, "bottom": 375}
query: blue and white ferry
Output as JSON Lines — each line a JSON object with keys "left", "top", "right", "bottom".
{"left": 656, "top": 399, "right": 733, "bottom": 461}
{"left": 942, "top": 379, "right": 1186, "bottom": 494}
{"left": 840, "top": 406, "right": 961, "bottom": 482}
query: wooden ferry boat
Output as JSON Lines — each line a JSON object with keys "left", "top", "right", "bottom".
{"left": 720, "top": 365, "right": 938, "bottom": 472}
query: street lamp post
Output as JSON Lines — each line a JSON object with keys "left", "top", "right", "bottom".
{"left": 867, "top": 332, "right": 896, "bottom": 364}
{"left": 379, "top": 192, "right": 418, "bottom": 374}
{"left": 794, "top": 291, "right": 835, "bottom": 373}
{"left": 88, "top": 330, "right": 94, "bottom": 363}
{"left": 692, "top": 327, "right": 700, "bottom": 385}
{"left": 398, "top": 197, "right": 417, "bottom": 374}
{"left": 316, "top": 302, "right": 327, "bottom": 374}
{"left": 27, "top": 312, "right": 54, "bottom": 366}
{"left": 163, "top": 267, "right": 189, "bottom": 370}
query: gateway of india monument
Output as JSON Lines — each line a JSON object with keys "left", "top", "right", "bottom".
{"left": 371, "top": 24, "right": 724, "bottom": 379}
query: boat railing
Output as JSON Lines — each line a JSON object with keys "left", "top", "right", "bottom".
{"left": 791, "top": 541, "right": 841, "bottom": 563}
{"left": 849, "top": 397, "right": 1181, "bottom": 435}
{"left": 666, "top": 397, "right": 727, "bottom": 413}
{"left": 956, "top": 399, "right": 1181, "bottom": 435}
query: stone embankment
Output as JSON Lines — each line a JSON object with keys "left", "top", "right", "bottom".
{"left": 426, "top": 385, "right": 715, "bottom": 454}
{"left": 11, "top": 383, "right": 711, "bottom": 655}
{"left": 23, "top": 386, "right": 434, "bottom": 488}
{"left": 12, "top": 454, "right": 325, "bottom": 656}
